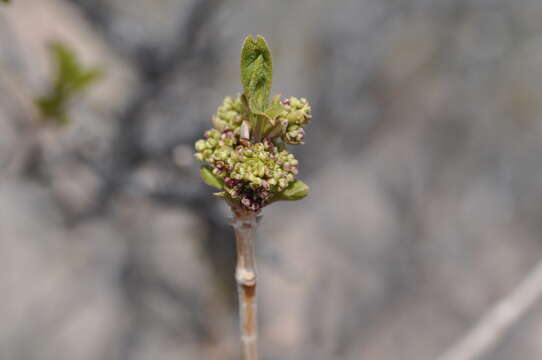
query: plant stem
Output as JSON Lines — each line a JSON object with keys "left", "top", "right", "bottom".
{"left": 231, "top": 207, "right": 260, "bottom": 360}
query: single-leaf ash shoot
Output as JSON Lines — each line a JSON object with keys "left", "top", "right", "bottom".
{"left": 194, "top": 35, "right": 311, "bottom": 360}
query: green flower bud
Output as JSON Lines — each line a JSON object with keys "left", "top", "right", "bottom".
{"left": 195, "top": 139, "right": 206, "bottom": 152}
{"left": 287, "top": 110, "right": 305, "bottom": 124}
{"left": 203, "top": 149, "right": 212, "bottom": 157}
{"left": 212, "top": 115, "right": 227, "bottom": 131}
{"left": 213, "top": 96, "right": 246, "bottom": 132}
{"left": 207, "top": 138, "right": 218, "bottom": 147}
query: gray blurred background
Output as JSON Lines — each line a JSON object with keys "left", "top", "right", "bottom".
{"left": 1, "top": 0, "right": 542, "bottom": 359}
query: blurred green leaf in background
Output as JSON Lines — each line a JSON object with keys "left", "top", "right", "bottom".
{"left": 35, "top": 42, "right": 102, "bottom": 126}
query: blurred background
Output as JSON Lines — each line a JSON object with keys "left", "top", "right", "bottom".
{"left": 2, "top": 0, "right": 542, "bottom": 359}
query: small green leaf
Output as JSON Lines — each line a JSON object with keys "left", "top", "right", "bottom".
{"left": 271, "top": 94, "right": 282, "bottom": 104}
{"left": 253, "top": 103, "right": 286, "bottom": 137}
{"left": 240, "top": 93, "right": 250, "bottom": 111}
{"left": 264, "top": 102, "right": 285, "bottom": 122}
{"left": 275, "top": 180, "right": 309, "bottom": 201}
{"left": 200, "top": 165, "right": 224, "bottom": 190}
{"left": 240, "top": 35, "right": 272, "bottom": 112}
{"left": 258, "top": 102, "right": 287, "bottom": 138}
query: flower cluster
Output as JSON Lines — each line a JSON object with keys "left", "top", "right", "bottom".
{"left": 212, "top": 96, "right": 245, "bottom": 133}
{"left": 195, "top": 125, "right": 300, "bottom": 211}
{"left": 195, "top": 35, "right": 310, "bottom": 212}
{"left": 280, "top": 97, "right": 311, "bottom": 144}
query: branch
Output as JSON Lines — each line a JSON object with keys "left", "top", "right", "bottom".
{"left": 231, "top": 207, "right": 260, "bottom": 360}
{"left": 436, "top": 258, "right": 542, "bottom": 360}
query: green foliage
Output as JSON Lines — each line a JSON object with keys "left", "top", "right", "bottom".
{"left": 195, "top": 36, "right": 311, "bottom": 212}
{"left": 261, "top": 102, "right": 286, "bottom": 122}
{"left": 275, "top": 180, "right": 309, "bottom": 201}
{"left": 35, "top": 42, "right": 102, "bottom": 126}
{"left": 1, "top": 0, "right": 11, "bottom": 4}
{"left": 240, "top": 35, "right": 272, "bottom": 113}
{"left": 200, "top": 165, "right": 224, "bottom": 190}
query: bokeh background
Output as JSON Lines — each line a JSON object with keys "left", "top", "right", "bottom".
{"left": 2, "top": 0, "right": 542, "bottom": 359}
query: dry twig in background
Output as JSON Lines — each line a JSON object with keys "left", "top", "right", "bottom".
{"left": 437, "top": 259, "right": 542, "bottom": 360}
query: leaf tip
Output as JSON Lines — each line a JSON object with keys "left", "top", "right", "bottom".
{"left": 276, "top": 180, "right": 309, "bottom": 201}
{"left": 199, "top": 165, "right": 224, "bottom": 190}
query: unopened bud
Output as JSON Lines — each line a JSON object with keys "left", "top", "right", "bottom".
{"left": 240, "top": 120, "right": 250, "bottom": 140}
{"left": 207, "top": 138, "right": 218, "bottom": 147}
{"left": 212, "top": 115, "right": 227, "bottom": 131}
{"left": 287, "top": 110, "right": 305, "bottom": 124}
{"left": 195, "top": 140, "right": 206, "bottom": 152}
